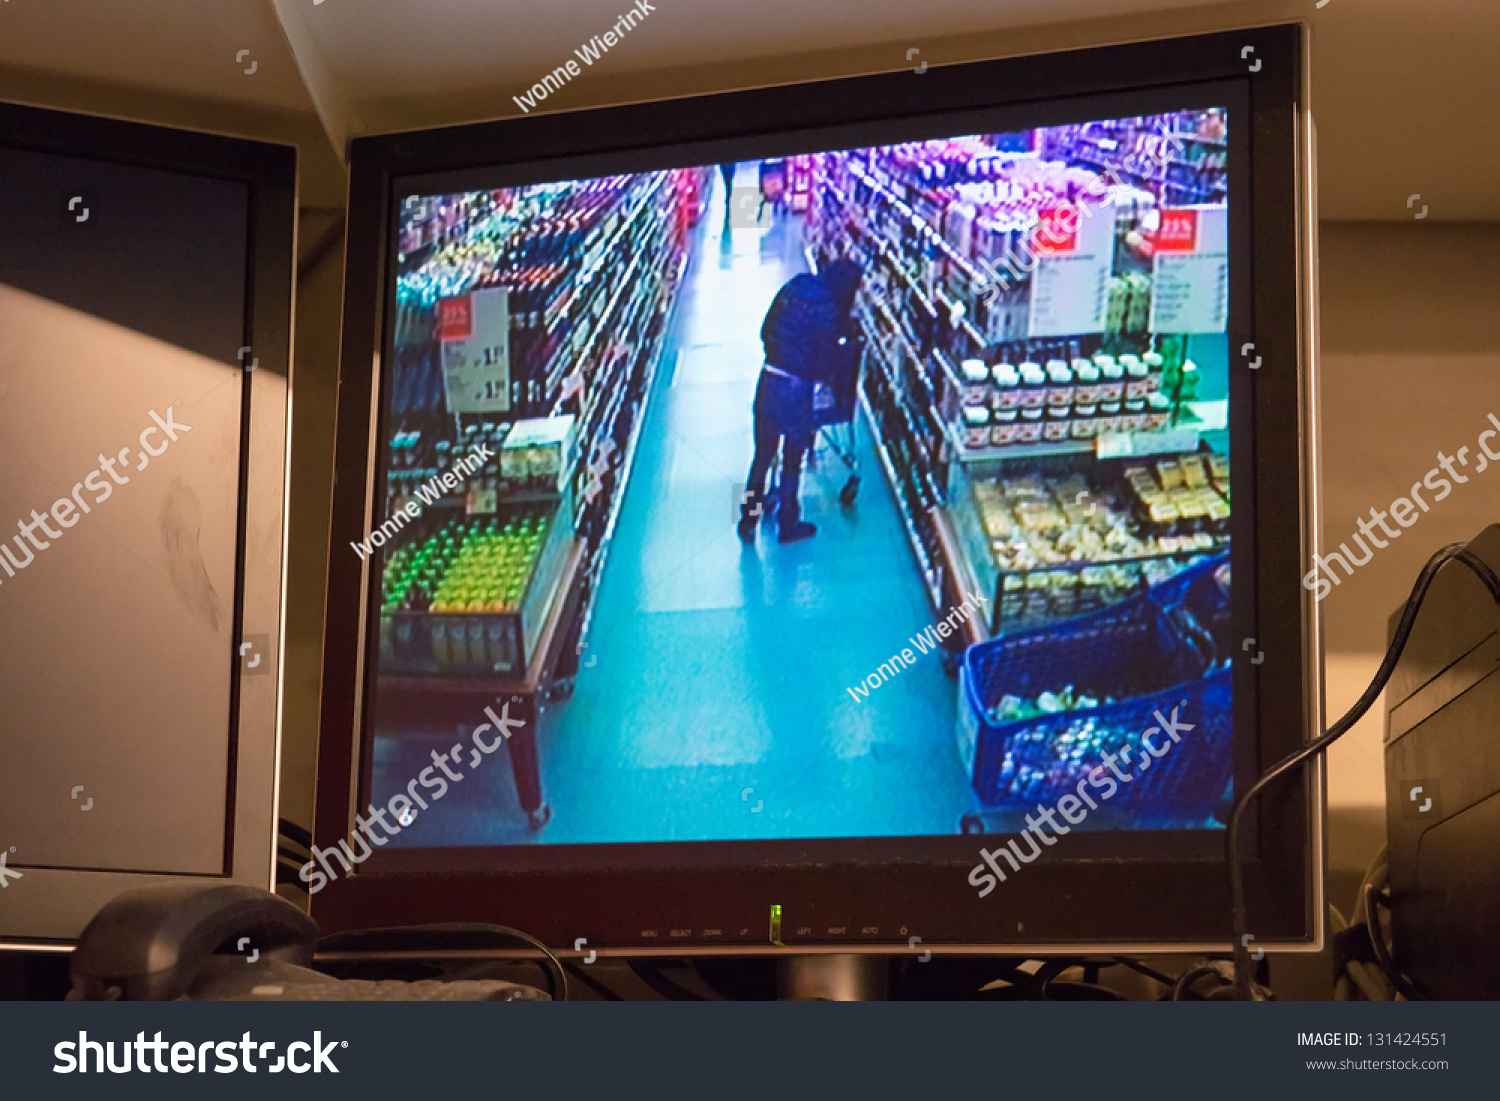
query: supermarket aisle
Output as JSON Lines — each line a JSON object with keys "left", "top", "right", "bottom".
{"left": 524, "top": 164, "right": 978, "bottom": 843}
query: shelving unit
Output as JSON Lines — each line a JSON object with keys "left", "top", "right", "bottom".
{"left": 805, "top": 114, "right": 1231, "bottom": 645}
{"left": 371, "top": 167, "right": 706, "bottom": 826}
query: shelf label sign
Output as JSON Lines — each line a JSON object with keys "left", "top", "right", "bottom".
{"left": 1150, "top": 204, "right": 1228, "bottom": 334}
{"left": 439, "top": 286, "right": 510, "bottom": 413}
{"left": 1095, "top": 427, "right": 1201, "bottom": 458}
{"left": 1026, "top": 199, "right": 1115, "bottom": 337}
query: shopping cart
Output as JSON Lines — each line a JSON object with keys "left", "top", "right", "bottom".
{"left": 809, "top": 333, "right": 863, "bottom": 505}
{"left": 769, "top": 335, "right": 863, "bottom": 510}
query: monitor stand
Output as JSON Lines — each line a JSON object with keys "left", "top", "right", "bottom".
{"left": 776, "top": 954, "right": 889, "bottom": 1000}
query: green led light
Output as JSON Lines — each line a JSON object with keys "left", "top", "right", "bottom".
{"left": 770, "top": 904, "right": 784, "bottom": 946}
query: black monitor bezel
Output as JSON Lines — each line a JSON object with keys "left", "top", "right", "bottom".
{"left": 0, "top": 98, "right": 297, "bottom": 944}
{"left": 318, "top": 24, "right": 1316, "bottom": 954}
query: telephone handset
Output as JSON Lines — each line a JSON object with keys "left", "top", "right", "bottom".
{"left": 68, "top": 882, "right": 318, "bottom": 1001}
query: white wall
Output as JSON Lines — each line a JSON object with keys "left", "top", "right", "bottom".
{"left": 1315, "top": 221, "right": 1499, "bottom": 921}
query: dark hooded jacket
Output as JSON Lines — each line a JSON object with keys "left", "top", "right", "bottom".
{"left": 759, "top": 260, "right": 862, "bottom": 385}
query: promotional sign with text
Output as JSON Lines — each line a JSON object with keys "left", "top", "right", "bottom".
{"left": 438, "top": 287, "right": 511, "bottom": 413}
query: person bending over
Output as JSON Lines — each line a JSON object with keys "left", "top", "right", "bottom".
{"left": 738, "top": 258, "right": 863, "bottom": 545}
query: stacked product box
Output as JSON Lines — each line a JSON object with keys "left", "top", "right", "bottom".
{"left": 954, "top": 344, "right": 1185, "bottom": 451}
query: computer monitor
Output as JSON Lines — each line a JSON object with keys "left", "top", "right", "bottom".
{"left": 0, "top": 101, "right": 296, "bottom": 944}
{"left": 317, "top": 24, "right": 1320, "bottom": 957}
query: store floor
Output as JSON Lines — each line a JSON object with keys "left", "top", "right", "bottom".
{"left": 378, "top": 166, "right": 979, "bottom": 847}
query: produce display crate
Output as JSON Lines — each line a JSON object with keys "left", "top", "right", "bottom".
{"left": 379, "top": 493, "right": 575, "bottom": 677}
{"left": 958, "top": 554, "right": 1233, "bottom": 819}
{"left": 947, "top": 453, "right": 1230, "bottom": 633}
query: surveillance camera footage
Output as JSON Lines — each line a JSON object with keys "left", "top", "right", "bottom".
{"left": 362, "top": 108, "right": 1236, "bottom": 851}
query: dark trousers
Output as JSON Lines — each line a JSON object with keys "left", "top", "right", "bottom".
{"left": 744, "top": 370, "right": 814, "bottom": 528}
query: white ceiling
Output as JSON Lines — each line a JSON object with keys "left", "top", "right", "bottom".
{"left": 296, "top": 0, "right": 1236, "bottom": 103}
{"left": 0, "top": 0, "right": 1497, "bottom": 221}
{"left": 0, "top": 0, "right": 311, "bottom": 112}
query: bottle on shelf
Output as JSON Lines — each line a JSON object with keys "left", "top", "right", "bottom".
{"left": 1121, "top": 353, "right": 1150, "bottom": 401}
{"left": 1045, "top": 358, "right": 1075, "bottom": 416}
{"left": 960, "top": 358, "right": 991, "bottom": 407}
{"left": 962, "top": 404, "right": 991, "bottom": 449}
{"left": 990, "top": 361, "right": 1021, "bottom": 413}
{"left": 1018, "top": 359, "right": 1048, "bottom": 411}
{"left": 1072, "top": 357, "right": 1100, "bottom": 405}
{"left": 1142, "top": 349, "right": 1165, "bottom": 396}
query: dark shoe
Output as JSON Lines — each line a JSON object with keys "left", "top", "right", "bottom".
{"left": 778, "top": 520, "right": 817, "bottom": 544}
{"left": 737, "top": 516, "right": 758, "bottom": 543}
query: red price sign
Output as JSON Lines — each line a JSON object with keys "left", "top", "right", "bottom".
{"left": 436, "top": 294, "right": 474, "bottom": 341}
{"left": 1030, "top": 204, "right": 1080, "bottom": 255}
{"left": 1155, "top": 209, "right": 1199, "bottom": 253}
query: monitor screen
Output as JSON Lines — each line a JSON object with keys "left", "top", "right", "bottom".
{"left": 0, "top": 100, "right": 295, "bottom": 943}
{"left": 353, "top": 102, "right": 1238, "bottom": 866}
{"left": 0, "top": 144, "right": 249, "bottom": 875}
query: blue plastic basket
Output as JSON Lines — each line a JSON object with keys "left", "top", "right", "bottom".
{"left": 1151, "top": 551, "right": 1234, "bottom": 669}
{"left": 958, "top": 553, "right": 1234, "bottom": 819}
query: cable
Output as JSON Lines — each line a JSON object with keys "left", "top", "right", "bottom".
{"left": 1227, "top": 542, "right": 1500, "bottom": 1000}
{"left": 1034, "top": 957, "right": 1080, "bottom": 1000}
{"left": 1345, "top": 959, "right": 1393, "bottom": 1002}
{"left": 1023, "top": 958, "right": 1137, "bottom": 1000}
{"left": 1354, "top": 845, "right": 1389, "bottom": 928}
{"left": 1364, "top": 883, "right": 1424, "bottom": 1000}
{"left": 564, "top": 962, "right": 622, "bottom": 1001}
{"left": 278, "top": 818, "right": 313, "bottom": 851}
{"left": 316, "top": 923, "right": 568, "bottom": 1002}
{"left": 1036, "top": 980, "right": 1128, "bottom": 1001}
{"left": 1109, "top": 956, "right": 1178, "bottom": 992}
{"left": 627, "top": 959, "right": 713, "bottom": 1001}
{"left": 1171, "top": 963, "right": 1230, "bottom": 1001}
